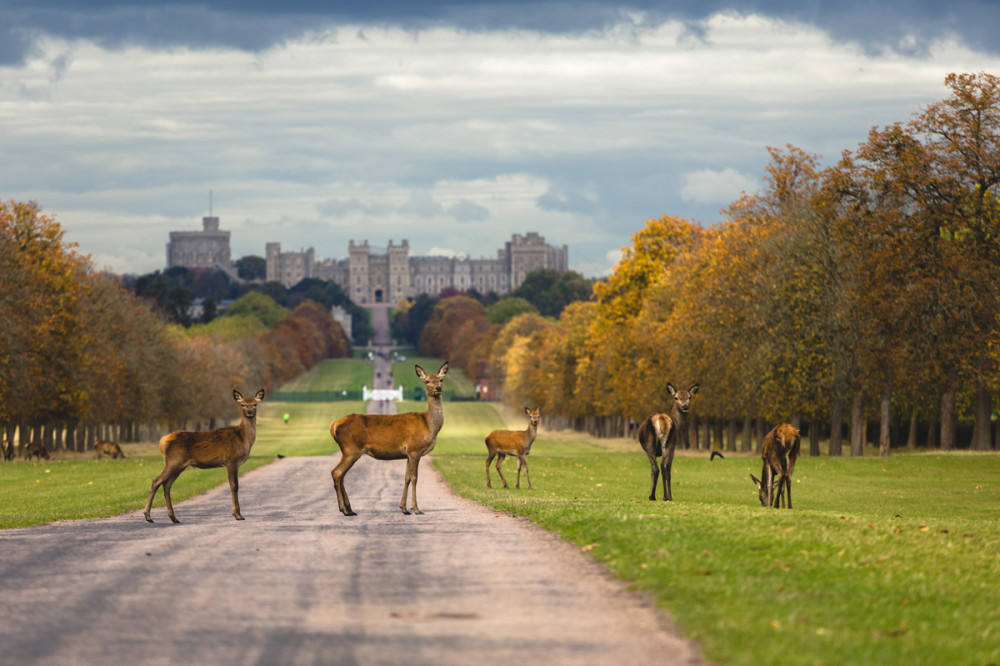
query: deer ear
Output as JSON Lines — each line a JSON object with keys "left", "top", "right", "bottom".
{"left": 750, "top": 474, "right": 762, "bottom": 490}
{"left": 666, "top": 383, "right": 677, "bottom": 396}
{"left": 689, "top": 384, "right": 699, "bottom": 395}
{"left": 438, "top": 361, "right": 449, "bottom": 376}
{"left": 255, "top": 389, "right": 266, "bottom": 402}
{"left": 524, "top": 406, "right": 530, "bottom": 415}
{"left": 415, "top": 365, "right": 426, "bottom": 379}
{"left": 233, "top": 390, "right": 244, "bottom": 402}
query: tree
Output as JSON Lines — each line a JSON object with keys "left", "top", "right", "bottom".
{"left": 235, "top": 255, "right": 266, "bottom": 281}
{"left": 486, "top": 297, "right": 538, "bottom": 325}
{"left": 510, "top": 269, "right": 592, "bottom": 317}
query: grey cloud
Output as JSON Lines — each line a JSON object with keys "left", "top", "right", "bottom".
{"left": 2, "top": 1, "right": 999, "bottom": 67}
{"left": 447, "top": 199, "right": 490, "bottom": 222}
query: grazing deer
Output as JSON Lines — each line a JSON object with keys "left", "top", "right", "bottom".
{"left": 24, "top": 442, "right": 49, "bottom": 461}
{"left": 750, "top": 423, "right": 801, "bottom": 509}
{"left": 144, "top": 389, "right": 265, "bottom": 524}
{"left": 329, "top": 362, "right": 448, "bottom": 516}
{"left": 2, "top": 439, "right": 14, "bottom": 461}
{"left": 485, "top": 406, "right": 541, "bottom": 489}
{"left": 638, "top": 382, "right": 699, "bottom": 501}
{"left": 94, "top": 440, "right": 126, "bottom": 460}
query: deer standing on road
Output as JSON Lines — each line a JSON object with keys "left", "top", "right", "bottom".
{"left": 485, "top": 406, "right": 541, "bottom": 489}
{"left": 750, "top": 423, "right": 801, "bottom": 508}
{"left": 144, "top": 389, "right": 265, "bottom": 523}
{"left": 638, "top": 383, "right": 699, "bottom": 501}
{"left": 329, "top": 362, "right": 448, "bottom": 516}
{"left": 94, "top": 440, "right": 126, "bottom": 459}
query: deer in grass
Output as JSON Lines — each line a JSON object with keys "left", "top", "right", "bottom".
{"left": 750, "top": 423, "right": 801, "bottom": 509}
{"left": 485, "top": 406, "right": 541, "bottom": 489}
{"left": 638, "top": 383, "right": 699, "bottom": 501}
{"left": 2, "top": 439, "right": 14, "bottom": 461}
{"left": 24, "top": 442, "right": 49, "bottom": 461}
{"left": 94, "top": 440, "right": 126, "bottom": 459}
{"left": 329, "top": 362, "right": 448, "bottom": 516}
{"left": 144, "top": 389, "right": 265, "bottom": 523}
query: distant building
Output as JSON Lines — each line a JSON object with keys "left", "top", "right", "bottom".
{"left": 266, "top": 233, "right": 569, "bottom": 303}
{"left": 166, "top": 216, "right": 236, "bottom": 278}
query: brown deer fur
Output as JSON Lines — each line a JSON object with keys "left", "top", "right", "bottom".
{"left": 2, "top": 439, "right": 14, "bottom": 461}
{"left": 144, "top": 389, "right": 265, "bottom": 523}
{"left": 24, "top": 442, "right": 49, "bottom": 461}
{"left": 329, "top": 362, "right": 448, "bottom": 516}
{"left": 638, "top": 383, "right": 698, "bottom": 501}
{"left": 94, "top": 440, "right": 126, "bottom": 459}
{"left": 750, "top": 423, "right": 801, "bottom": 508}
{"left": 485, "top": 406, "right": 541, "bottom": 489}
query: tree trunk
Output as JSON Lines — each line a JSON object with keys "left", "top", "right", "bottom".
{"left": 755, "top": 419, "right": 767, "bottom": 454}
{"left": 741, "top": 416, "right": 752, "bottom": 452}
{"left": 809, "top": 419, "right": 820, "bottom": 456}
{"left": 973, "top": 384, "right": 993, "bottom": 451}
{"left": 850, "top": 391, "right": 865, "bottom": 456}
{"left": 712, "top": 420, "right": 724, "bottom": 453}
{"left": 906, "top": 408, "right": 918, "bottom": 448}
{"left": 691, "top": 415, "right": 700, "bottom": 450}
{"left": 940, "top": 379, "right": 957, "bottom": 451}
{"left": 829, "top": 398, "right": 844, "bottom": 456}
{"left": 726, "top": 419, "right": 737, "bottom": 452}
{"left": 879, "top": 389, "right": 891, "bottom": 457}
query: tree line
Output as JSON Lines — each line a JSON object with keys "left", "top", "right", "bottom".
{"left": 425, "top": 72, "right": 1000, "bottom": 455}
{"left": 0, "top": 201, "right": 351, "bottom": 456}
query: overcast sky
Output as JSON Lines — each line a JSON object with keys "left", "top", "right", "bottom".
{"left": 2, "top": 1, "right": 999, "bottom": 278}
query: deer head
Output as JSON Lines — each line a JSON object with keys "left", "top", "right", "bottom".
{"left": 666, "top": 383, "right": 699, "bottom": 413}
{"left": 525, "top": 406, "right": 541, "bottom": 427}
{"left": 234, "top": 389, "right": 265, "bottom": 420}
{"left": 750, "top": 473, "right": 780, "bottom": 506}
{"left": 416, "top": 363, "right": 448, "bottom": 398}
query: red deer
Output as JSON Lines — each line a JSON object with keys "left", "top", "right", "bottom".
{"left": 2, "top": 439, "right": 14, "bottom": 461}
{"left": 24, "top": 442, "right": 49, "bottom": 461}
{"left": 638, "top": 383, "right": 698, "bottom": 501}
{"left": 94, "top": 440, "right": 126, "bottom": 459}
{"left": 329, "top": 362, "right": 448, "bottom": 516}
{"left": 144, "top": 389, "right": 265, "bottom": 523}
{"left": 485, "top": 406, "right": 541, "bottom": 489}
{"left": 750, "top": 423, "right": 801, "bottom": 508}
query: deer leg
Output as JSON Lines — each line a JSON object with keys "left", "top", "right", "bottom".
{"left": 517, "top": 454, "right": 531, "bottom": 489}
{"left": 162, "top": 470, "right": 183, "bottom": 523}
{"left": 645, "top": 448, "right": 659, "bottom": 500}
{"left": 331, "top": 451, "right": 362, "bottom": 516}
{"left": 495, "top": 453, "right": 510, "bottom": 489}
{"left": 771, "top": 469, "right": 785, "bottom": 508}
{"left": 144, "top": 469, "right": 171, "bottom": 523}
{"left": 784, "top": 455, "right": 796, "bottom": 509}
{"left": 486, "top": 449, "right": 496, "bottom": 488}
{"left": 227, "top": 465, "right": 243, "bottom": 520}
{"left": 662, "top": 445, "right": 676, "bottom": 501}
{"left": 401, "top": 455, "right": 421, "bottom": 515}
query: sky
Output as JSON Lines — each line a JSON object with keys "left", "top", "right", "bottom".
{"left": 2, "top": 2, "right": 1000, "bottom": 278}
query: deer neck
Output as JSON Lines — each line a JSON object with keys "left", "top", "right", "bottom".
{"left": 238, "top": 414, "right": 258, "bottom": 446}
{"left": 670, "top": 405, "right": 687, "bottom": 431}
{"left": 424, "top": 393, "right": 445, "bottom": 436}
{"left": 526, "top": 421, "right": 538, "bottom": 442}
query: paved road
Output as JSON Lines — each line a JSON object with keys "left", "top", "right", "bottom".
{"left": 0, "top": 455, "right": 703, "bottom": 665}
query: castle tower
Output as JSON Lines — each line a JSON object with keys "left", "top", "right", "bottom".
{"left": 348, "top": 240, "right": 371, "bottom": 304}
{"left": 387, "top": 239, "right": 410, "bottom": 303}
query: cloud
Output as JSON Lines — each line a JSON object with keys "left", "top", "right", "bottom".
{"left": 447, "top": 199, "right": 490, "bottom": 222}
{"left": 680, "top": 168, "right": 758, "bottom": 207}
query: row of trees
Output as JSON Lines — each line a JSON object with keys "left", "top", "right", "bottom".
{"left": 0, "top": 200, "right": 350, "bottom": 454}
{"left": 434, "top": 72, "right": 1000, "bottom": 455}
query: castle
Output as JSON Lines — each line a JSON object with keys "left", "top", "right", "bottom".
{"left": 266, "top": 233, "right": 569, "bottom": 304}
{"left": 166, "top": 215, "right": 238, "bottom": 279}
{"left": 165, "top": 216, "right": 568, "bottom": 305}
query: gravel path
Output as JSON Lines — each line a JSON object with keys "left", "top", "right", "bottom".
{"left": 0, "top": 454, "right": 704, "bottom": 665}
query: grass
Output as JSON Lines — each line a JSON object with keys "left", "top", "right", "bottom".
{"left": 5, "top": 354, "right": 1000, "bottom": 666}
{"left": 431, "top": 420, "right": 1000, "bottom": 666}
